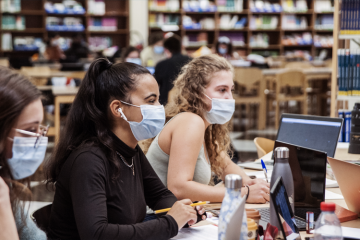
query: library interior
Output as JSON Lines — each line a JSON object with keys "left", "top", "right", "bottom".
{"left": 0, "top": 0, "right": 360, "bottom": 240}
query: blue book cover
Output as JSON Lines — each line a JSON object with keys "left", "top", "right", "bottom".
{"left": 348, "top": 49, "right": 353, "bottom": 94}
{"left": 345, "top": 49, "right": 350, "bottom": 94}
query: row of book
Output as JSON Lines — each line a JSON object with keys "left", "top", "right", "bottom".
{"left": 149, "top": 0, "right": 180, "bottom": 12}
{"left": 2, "top": 15, "right": 25, "bottom": 30}
{"left": 46, "top": 17, "right": 84, "bottom": 32}
{"left": 340, "top": 0, "right": 360, "bottom": 35}
{"left": 282, "top": 0, "right": 307, "bottom": 13}
{"left": 88, "top": 18, "right": 118, "bottom": 31}
{"left": 88, "top": 36, "right": 113, "bottom": 52}
{"left": 1, "top": 0, "right": 21, "bottom": 13}
{"left": 338, "top": 49, "right": 360, "bottom": 96}
{"left": 282, "top": 32, "right": 312, "bottom": 46}
{"left": 44, "top": 0, "right": 85, "bottom": 14}
{"left": 250, "top": 33, "right": 269, "bottom": 48}
{"left": 182, "top": 15, "right": 215, "bottom": 30}
{"left": 249, "top": 15, "right": 278, "bottom": 30}
{"left": 149, "top": 14, "right": 180, "bottom": 28}
{"left": 281, "top": 15, "right": 308, "bottom": 30}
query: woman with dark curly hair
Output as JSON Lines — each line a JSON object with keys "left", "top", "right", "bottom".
{"left": 145, "top": 54, "right": 270, "bottom": 204}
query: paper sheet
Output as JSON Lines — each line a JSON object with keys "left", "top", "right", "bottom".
{"left": 325, "top": 178, "right": 339, "bottom": 188}
{"left": 325, "top": 190, "right": 344, "bottom": 200}
{"left": 342, "top": 227, "right": 360, "bottom": 239}
{"left": 207, "top": 217, "right": 219, "bottom": 225}
{"left": 171, "top": 225, "right": 218, "bottom": 240}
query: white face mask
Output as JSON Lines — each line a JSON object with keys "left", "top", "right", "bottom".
{"left": 7, "top": 136, "right": 48, "bottom": 180}
{"left": 204, "top": 94, "right": 235, "bottom": 124}
{"left": 118, "top": 101, "right": 165, "bottom": 141}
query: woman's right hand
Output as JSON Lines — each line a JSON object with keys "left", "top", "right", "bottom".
{"left": 243, "top": 181, "right": 270, "bottom": 204}
{"left": 167, "top": 199, "right": 197, "bottom": 230}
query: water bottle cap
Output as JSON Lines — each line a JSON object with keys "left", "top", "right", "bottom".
{"left": 275, "top": 147, "right": 289, "bottom": 158}
{"left": 320, "top": 202, "right": 336, "bottom": 212}
{"left": 224, "top": 174, "right": 242, "bottom": 189}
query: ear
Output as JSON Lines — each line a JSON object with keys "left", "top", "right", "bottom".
{"left": 109, "top": 100, "right": 126, "bottom": 120}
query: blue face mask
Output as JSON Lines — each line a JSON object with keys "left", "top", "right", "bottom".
{"left": 126, "top": 58, "right": 142, "bottom": 65}
{"left": 153, "top": 46, "right": 164, "bottom": 55}
{"left": 118, "top": 101, "right": 165, "bottom": 141}
{"left": 218, "top": 47, "right": 228, "bottom": 55}
{"left": 204, "top": 94, "right": 235, "bottom": 124}
{"left": 7, "top": 136, "right": 48, "bottom": 180}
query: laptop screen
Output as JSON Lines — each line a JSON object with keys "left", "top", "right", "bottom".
{"left": 274, "top": 141, "right": 327, "bottom": 219}
{"left": 276, "top": 114, "right": 343, "bottom": 157}
{"left": 271, "top": 177, "right": 300, "bottom": 240}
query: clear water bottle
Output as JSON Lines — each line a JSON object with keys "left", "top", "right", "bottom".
{"left": 314, "top": 202, "right": 343, "bottom": 240}
{"left": 270, "top": 147, "right": 294, "bottom": 229}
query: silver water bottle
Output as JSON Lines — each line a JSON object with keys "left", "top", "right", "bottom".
{"left": 269, "top": 147, "right": 294, "bottom": 229}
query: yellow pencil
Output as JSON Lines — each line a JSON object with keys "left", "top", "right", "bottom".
{"left": 153, "top": 201, "right": 208, "bottom": 214}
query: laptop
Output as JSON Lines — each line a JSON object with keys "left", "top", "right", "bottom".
{"left": 271, "top": 177, "right": 302, "bottom": 240}
{"left": 258, "top": 141, "right": 327, "bottom": 230}
{"left": 238, "top": 113, "right": 342, "bottom": 170}
{"left": 327, "top": 157, "right": 360, "bottom": 217}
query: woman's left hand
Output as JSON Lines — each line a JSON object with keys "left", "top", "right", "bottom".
{"left": 244, "top": 178, "right": 270, "bottom": 188}
{"left": 187, "top": 205, "right": 207, "bottom": 226}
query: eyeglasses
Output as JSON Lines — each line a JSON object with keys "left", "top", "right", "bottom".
{"left": 15, "top": 125, "right": 49, "bottom": 148}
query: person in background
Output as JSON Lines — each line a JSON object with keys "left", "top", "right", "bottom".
{"left": 214, "top": 36, "right": 234, "bottom": 60}
{"left": 146, "top": 54, "right": 270, "bottom": 204}
{"left": 64, "top": 33, "right": 90, "bottom": 63}
{"left": 45, "top": 33, "right": 65, "bottom": 62}
{"left": 0, "top": 66, "right": 48, "bottom": 240}
{"left": 121, "top": 46, "right": 141, "bottom": 65}
{"left": 46, "top": 59, "right": 206, "bottom": 240}
{"left": 0, "top": 177, "right": 19, "bottom": 240}
{"left": 153, "top": 35, "right": 192, "bottom": 105}
{"left": 141, "top": 32, "right": 167, "bottom": 67}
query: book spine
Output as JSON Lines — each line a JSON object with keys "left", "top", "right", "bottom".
{"left": 339, "top": 49, "right": 344, "bottom": 95}
{"left": 348, "top": 49, "right": 353, "bottom": 95}
{"left": 357, "top": 49, "right": 360, "bottom": 95}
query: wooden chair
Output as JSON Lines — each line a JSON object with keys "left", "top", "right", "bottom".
{"left": 254, "top": 137, "right": 275, "bottom": 158}
{"left": 20, "top": 66, "right": 51, "bottom": 86}
{"left": 233, "top": 67, "right": 266, "bottom": 130}
{"left": 30, "top": 204, "right": 52, "bottom": 233}
{"left": 285, "top": 61, "right": 313, "bottom": 69}
{"left": 274, "top": 70, "right": 307, "bottom": 129}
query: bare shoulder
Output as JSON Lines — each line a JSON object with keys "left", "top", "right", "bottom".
{"left": 171, "top": 112, "right": 205, "bottom": 130}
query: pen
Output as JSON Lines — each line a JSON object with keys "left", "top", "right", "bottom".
{"left": 150, "top": 201, "right": 208, "bottom": 214}
{"left": 261, "top": 159, "right": 269, "bottom": 183}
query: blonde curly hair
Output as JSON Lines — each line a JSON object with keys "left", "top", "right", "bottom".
{"left": 144, "top": 54, "right": 234, "bottom": 178}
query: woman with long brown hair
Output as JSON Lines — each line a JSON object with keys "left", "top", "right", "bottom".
{"left": 0, "top": 66, "right": 48, "bottom": 240}
{"left": 45, "top": 59, "right": 205, "bottom": 240}
{"left": 146, "top": 54, "right": 270, "bottom": 203}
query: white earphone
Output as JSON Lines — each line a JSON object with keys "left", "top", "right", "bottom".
{"left": 118, "top": 108, "right": 128, "bottom": 121}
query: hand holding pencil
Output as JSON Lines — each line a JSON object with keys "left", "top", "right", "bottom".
{"left": 166, "top": 199, "right": 207, "bottom": 230}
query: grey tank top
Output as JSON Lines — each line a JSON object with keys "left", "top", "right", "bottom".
{"left": 146, "top": 113, "right": 212, "bottom": 187}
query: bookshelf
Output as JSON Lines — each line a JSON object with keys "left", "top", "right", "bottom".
{"left": 148, "top": 0, "right": 334, "bottom": 58}
{"left": 0, "top": 0, "right": 129, "bottom": 56}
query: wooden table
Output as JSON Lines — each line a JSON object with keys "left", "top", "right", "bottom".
{"left": 201, "top": 146, "right": 360, "bottom": 238}
{"left": 52, "top": 86, "right": 78, "bottom": 143}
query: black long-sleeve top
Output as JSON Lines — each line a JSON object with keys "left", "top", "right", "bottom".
{"left": 48, "top": 132, "right": 179, "bottom": 240}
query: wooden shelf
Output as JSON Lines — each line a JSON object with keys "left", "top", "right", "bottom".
{"left": 283, "top": 10, "right": 314, "bottom": 14}
{"left": 2, "top": 10, "right": 44, "bottom": 15}
{"left": 282, "top": 27, "right": 313, "bottom": 31}
{"left": 1, "top": 28, "right": 45, "bottom": 33}
{"left": 250, "top": 28, "right": 280, "bottom": 32}
{"left": 87, "top": 29, "right": 129, "bottom": 34}
{"left": 218, "top": 10, "right": 249, "bottom": 14}
{"left": 283, "top": 45, "right": 313, "bottom": 47}
{"left": 250, "top": 45, "right": 281, "bottom": 49}
{"left": 219, "top": 27, "right": 248, "bottom": 31}
{"left": 0, "top": 0, "right": 130, "bottom": 58}
{"left": 148, "top": 1, "right": 335, "bottom": 58}
{"left": 149, "top": 10, "right": 181, "bottom": 14}
{"left": 87, "top": 12, "right": 129, "bottom": 17}
{"left": 183, "top": 28, "right": 215, "bottom": 32}
{"left": 315, "top": 46, "right": 333, "bottom": 49}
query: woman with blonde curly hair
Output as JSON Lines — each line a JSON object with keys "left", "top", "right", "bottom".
{"left": 146, "top": 54, "right": 270, "bottom": 203}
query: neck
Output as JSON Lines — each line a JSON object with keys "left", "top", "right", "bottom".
{"left": 111, "top": 125, "right": 138, "bottom": 149}
{"left": 203, "top": 116, "right": 211, "bottom": 129}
